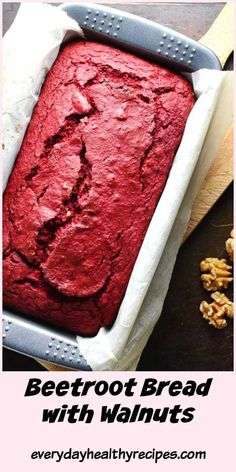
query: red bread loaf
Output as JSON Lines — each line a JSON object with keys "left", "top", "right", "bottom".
{"left": 3, "top": 41, "right": 195, "bottom": 335}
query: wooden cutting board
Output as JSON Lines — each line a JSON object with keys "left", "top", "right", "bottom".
{"left": 39, "top": 3, "right": 233, "bottom": 371}
{"left": 184, "top": 123, "right": 233, "bottom": 241}
{"left": 184, "top": 2, "right": 233, "bottom": 240}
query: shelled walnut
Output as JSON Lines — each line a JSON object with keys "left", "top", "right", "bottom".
{"left": 225, "top": 229, "right": 234, "bottom": 261}
{"left": 200, "top": 292, "right": 233, "bottom": 329}
{"left": 200, "top": 257, "right": 233, "bottom": 291}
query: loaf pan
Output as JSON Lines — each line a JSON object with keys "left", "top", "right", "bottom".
{"left": 2, "top": 2, "right": 221, "bottom": 370}
{"left": 61, "top": 2, "right": 221, "bottom": 72}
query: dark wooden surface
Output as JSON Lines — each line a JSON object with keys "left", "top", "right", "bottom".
{"left": 2, "top": 2, "right": 233, "bottom": 371}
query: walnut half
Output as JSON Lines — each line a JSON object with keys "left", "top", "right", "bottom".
{"left": 200, "top": 257, "right": 233, "bottom": 291}
{"left": 225, "top": 229, "right": 234, "bottom": 262}
{"left": 200, "top": 291, "right": 233, "bottom": 329}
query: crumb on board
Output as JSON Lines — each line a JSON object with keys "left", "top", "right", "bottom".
{"left": 225, "top": 229, "right": 234, "bottom": 262}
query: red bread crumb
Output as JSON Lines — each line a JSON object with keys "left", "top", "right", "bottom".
{"left": 3, "top": 41, "right": 195, "bottom": 335}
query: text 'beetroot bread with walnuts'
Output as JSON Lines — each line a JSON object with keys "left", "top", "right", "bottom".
{"left": 3, "top": 41, "right": 195, "bottom": 335}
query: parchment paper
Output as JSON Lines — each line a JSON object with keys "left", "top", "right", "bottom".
{"left": 2, "top": 3, "right": 233, "bottom": 371}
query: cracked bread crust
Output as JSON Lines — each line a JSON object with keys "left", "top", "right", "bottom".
{"left": 3, "top": 41, "right": 195, "bottom": 335}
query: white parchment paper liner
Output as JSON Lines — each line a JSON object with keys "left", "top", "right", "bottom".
{"left": 2, "top": 3, "right": 233, "bottom": 371}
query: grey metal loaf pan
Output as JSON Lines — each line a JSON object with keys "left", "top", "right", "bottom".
{"left": 2, "top": 2, "right": 221, "bottom": 370}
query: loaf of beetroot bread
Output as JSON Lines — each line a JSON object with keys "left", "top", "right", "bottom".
{"left": 3, "top": 41, "right": 195, "bottom": 335}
